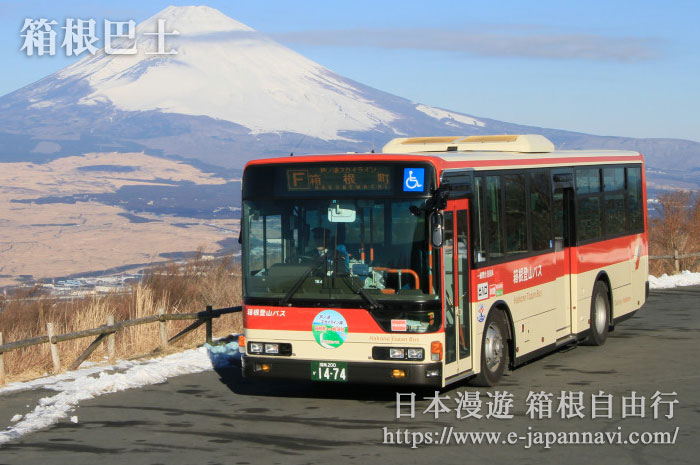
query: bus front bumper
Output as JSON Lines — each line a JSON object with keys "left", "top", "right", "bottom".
{"left": 242, "top": 356, "right": 443, "bottom": 387}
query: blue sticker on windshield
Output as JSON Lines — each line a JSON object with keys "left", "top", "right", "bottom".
{"left": 403, "top": 168, "right": 425, "bottom": 192}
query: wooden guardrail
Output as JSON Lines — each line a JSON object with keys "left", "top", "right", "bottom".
{"left": 0, "top": 305, "right": 242, "bottom": 386}
{"left": 649, "top": 249, "right": 700, "bottom": 273}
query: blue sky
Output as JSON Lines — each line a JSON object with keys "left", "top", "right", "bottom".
{"left": 1, "top": 0, "right": 698, "bottom": 141}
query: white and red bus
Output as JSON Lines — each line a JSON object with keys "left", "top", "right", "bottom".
{"left": 240, "top": 134, "right": 648, "bottom": 387}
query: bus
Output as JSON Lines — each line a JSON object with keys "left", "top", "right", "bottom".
{"left": 239, "top": 134, "right": 648, "bottom": 387}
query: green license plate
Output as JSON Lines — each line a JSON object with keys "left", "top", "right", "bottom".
{"left": 311, "top": 361, "right": 348, "bottom": 382}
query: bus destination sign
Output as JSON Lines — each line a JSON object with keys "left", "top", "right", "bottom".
{"left": 286, "top": 166, "right": 392, "bottom": 192}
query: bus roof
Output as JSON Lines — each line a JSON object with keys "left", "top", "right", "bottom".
{"left": 382, "top": 134, "right": 557, "bottom": 154}
{"left": 380, "top": 134, "right": 642, "bottom": 165}
{"left": 244, "top": 134, "right": 643, "bottom": 170}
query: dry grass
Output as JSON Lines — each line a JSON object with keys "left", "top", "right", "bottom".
{"left": 649, "top": 191, "right": 700, "bottom": 275}
{"left": 0, "top": 253, "right": 241, "bottom": 383}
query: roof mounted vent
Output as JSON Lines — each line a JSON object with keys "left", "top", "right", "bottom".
{"left": 382, "top": 134, "right": 555, "bottom": 154}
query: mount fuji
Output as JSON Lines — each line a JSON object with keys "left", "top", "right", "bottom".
{"left": 0, "top": 5, "right": 698, "bottom": 190}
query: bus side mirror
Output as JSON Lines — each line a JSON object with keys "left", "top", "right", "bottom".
{"left": 430, "top": 212, "right": 444, "bottom": 248}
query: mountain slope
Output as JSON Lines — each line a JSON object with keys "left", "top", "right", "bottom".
{"left": 0, "top": 5, "right": 698, "bottom": 190}
{"left": 58, "top": 6, "right": 400, "bottom": 140}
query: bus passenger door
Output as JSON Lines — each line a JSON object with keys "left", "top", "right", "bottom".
{"left": 443, "top": 199, "right": 472, "bottom": 380}
{"left": 552, "top": 170, "right": 574, "bottom": 338}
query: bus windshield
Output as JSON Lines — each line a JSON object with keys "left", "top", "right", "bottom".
{"left": 243, "top": 197, "right": 441, "bottom": 330}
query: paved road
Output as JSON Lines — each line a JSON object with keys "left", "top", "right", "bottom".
{"left": 1, "top": 287, "right": 698, "bottom": 465}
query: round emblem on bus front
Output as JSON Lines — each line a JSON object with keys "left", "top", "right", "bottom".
{"left": 312, "top": 310, "right": 348, "bottom": 349}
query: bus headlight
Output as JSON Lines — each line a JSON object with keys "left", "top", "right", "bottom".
{"left": 373, "top": 346, "right": 425, "bottom": 361}
{"left": 264, "top": 343, "right": 279, "bottom": 354}
{"left": 247, "top": 342, "right": 292, "bottom": 356}
{"left": 249, "top": 342, "right": 263, "bottom": 353}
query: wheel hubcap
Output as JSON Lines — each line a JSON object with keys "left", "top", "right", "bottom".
{"left": 594, "top": 294, "right": 607, "bottom": 334}
{"left": 484, "top": 323, "right": 503, "bottom": 371}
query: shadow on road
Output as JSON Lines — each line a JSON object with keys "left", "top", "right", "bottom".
{"left": 212, "top": 361, "right": 416, "bottom": 401}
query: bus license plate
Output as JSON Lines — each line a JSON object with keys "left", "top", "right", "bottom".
{"left": 311, "top": 361, "right": 347, "bottom": 382}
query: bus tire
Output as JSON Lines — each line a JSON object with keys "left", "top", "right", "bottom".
{"left": 472, "top": 311, "right": 508, "bottom": 386}
{"left": 585, "top": 281, "right": 609, "bottom": 346}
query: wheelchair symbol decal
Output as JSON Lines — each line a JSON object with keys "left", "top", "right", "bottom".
{"left": 403, "top": 168, "right": 425, "bottom": 192}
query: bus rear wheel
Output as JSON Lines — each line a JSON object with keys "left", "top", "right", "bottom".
{"left": 585, "top": 281, "right": 610, "bottom": 346}
{"left": 472, "top": 311, "right": 508, "bottom": 386}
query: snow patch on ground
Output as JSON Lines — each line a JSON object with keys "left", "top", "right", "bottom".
{"left": 0, "top": 341, "right": 240, "bottom": 446}
{"left": 649, "top": 271, "right": 700, "bottom": 289}
{"left": 0, "top": 360, "right": 135, "bottom": 396}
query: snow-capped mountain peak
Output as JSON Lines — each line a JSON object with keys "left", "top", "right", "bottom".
{"left": 140, "top": 5, "right": 255, "bottom": 35}
{"left": 51, "top": 5, "right": 398, "bottom": 140}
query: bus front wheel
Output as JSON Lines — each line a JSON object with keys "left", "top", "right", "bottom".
{"left": 473, "top": 311, "right": 508, "bottom": 386}
{"left": 585, "top": 281, "right": 610, "bottom": 346}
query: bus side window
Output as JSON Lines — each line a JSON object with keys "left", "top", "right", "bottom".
{"left": 603, "top": 167, "right": 626, "bottom": 236}
{"left": 530, "top": 172, "right": 553, "bottom": 251}
{"left": 504, "top": 174, "right": 527, "bottom": 254}
{"left": 485, "top": 175, "right": 504, "bottom": 258}
{"left": 576, "top": 168, "right": 602, "bottom": 242}
{"left": 473, "top": 176, "right": 487, "bottom": 263}
{"left": 627, "top": 167, "right": 643, "bottom": 231}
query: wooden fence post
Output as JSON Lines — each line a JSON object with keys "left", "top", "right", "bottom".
{"left": 46, "top": 323, "right": 61, "bottom": 374}
{"left": 0, "top": 332, "right": 6, "bottom": 386}
{"left": 158, "top": 307, "right": 168, "bottom": 349}
{"left": 205, "top": 305, "right": 213, "bottom": 345}
{"left": 674, "top": 249, "right": 680, "bottom": 274}
{"left": 107, "top": 315, "right": 116, "bottom": 364}
{"left": 0, "top": 307, "right": 240, "bottom": 379}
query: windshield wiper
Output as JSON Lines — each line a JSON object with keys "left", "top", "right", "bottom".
{"left": 279, "top": 253, "right": 327, "bottom": 306}
{"left": 342, "top": 276, "right": 382, "bottom": 311}
{"left": 280, "top": 253, "right": 382, "bottom": 310}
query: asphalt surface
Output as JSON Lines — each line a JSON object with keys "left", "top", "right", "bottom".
{"left": 0, "top": 286, "right": 698, "bottom": 465}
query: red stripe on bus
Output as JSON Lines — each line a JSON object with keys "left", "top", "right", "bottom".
{"left": 244, "top": 305, "right": 386, "bottom": 333}
{"left": 573, "top": 234, "right": 647, "bottom": 274}
{"left": 469, "top": 234, "right": 646, "bottom": 301}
